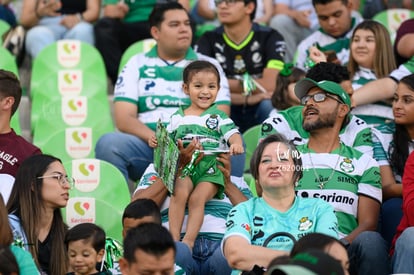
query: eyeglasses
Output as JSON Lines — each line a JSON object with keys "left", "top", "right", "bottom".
{"left": 300, "top": 92, "right": 344, "bottom": 105}
{"left": 214, "top": 0, "right": 244, "bottom": 6}
{"left": 37, "top": 173, "right": 75, "bottom": 189}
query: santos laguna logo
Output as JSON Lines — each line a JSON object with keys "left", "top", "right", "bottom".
{"left": 66, "top": 197, "right": 95, "bottom": 226}
{"left": 65, "top": 127, "right": 92, "bottom": 158}
{"left": 72, "top": 159, "right": 100, "bottom": 192}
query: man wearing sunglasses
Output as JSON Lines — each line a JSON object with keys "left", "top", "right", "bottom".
{"left": 260, "top": 62, "right": 373, "bottom": 157}
{"left": 293, "top": 78, "right": 390, "bottom": 275}
{"left": 195, "top": 0, "right": 286, "bottom": 133}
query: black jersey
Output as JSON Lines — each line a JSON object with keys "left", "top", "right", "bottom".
{"left": 195, "top": 23, "right": 286, "bottom": 79}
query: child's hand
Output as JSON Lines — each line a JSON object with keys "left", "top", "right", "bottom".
{"left": 229, "top": 144, "right": 244, "bottom": 155}
{"left": 148, "top": 135, "right": 158, "bottom": 148}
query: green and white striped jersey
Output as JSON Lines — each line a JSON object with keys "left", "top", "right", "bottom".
{"left": 351, "top": 67, "right": 393, "bottom": 126}
{"left": 167, "top": 105, "right": 239, "bottom": 151}
{"left": 296, "top": 143, "right": 382, "bottom": 238}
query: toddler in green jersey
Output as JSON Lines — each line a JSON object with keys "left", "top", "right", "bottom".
{"left": 149, "top": 60, "right": 244, "bottom": 250}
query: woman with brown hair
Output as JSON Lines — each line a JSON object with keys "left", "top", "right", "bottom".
{"left": 7, "top": 154, "right": 74, "bottom": 275}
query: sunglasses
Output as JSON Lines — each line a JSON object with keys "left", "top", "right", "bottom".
{"left": 300, "top": 92, "right": 344, "bottom": 105}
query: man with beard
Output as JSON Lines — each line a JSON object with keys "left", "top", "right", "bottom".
{"left": 293, "top": 78, "right": 390, "bottom": 275}
{"left": 260, "top": 62, "right": 373, "bottom": 156}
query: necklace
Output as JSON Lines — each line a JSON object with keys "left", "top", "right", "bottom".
{"left": 308, "top": 145, "right": 342, "bottom": 189}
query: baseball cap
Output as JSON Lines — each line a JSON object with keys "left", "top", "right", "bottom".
{"left": 294, "top": 78, "right": 352, "bottom": 108}
{"left": 267, "top": 250, "right": 345, "bottom": 275}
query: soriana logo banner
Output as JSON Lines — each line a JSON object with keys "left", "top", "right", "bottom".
{"left": 61, "top": 96, "right": 87, "bottom": 126}
{"left": 72, "top": 159, "right": 100, "bottom": 193}
{"left": 65, "top": 127, "right": 92, "bottom": 158}
{"left": 57, "top": 40, "right": 81, "bottom": 68}
{"left": 66, "top": 197, "right": 96, "bottom": 226}
{"left": 58, "top": 70, "right": 83, "bottom": 95}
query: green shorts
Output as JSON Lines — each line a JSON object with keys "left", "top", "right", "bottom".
{"left": 190, "top": 155, "right": 225, "bottom": 199}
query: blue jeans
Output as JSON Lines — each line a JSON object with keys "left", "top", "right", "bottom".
{"left": 392, "top": 227, "right": 414, "bottom": 273}
{"left": 231, "top": 99, "right": 273, "bottom": 133}
{"left": 95, "top": 132, "right": 246, "bottom": 182}
{"left": 348, "top": 231, "right": 391, "bottom": 275}
{"left": 175, "top": 238, "right": 231, "bottom": 275}
{"left": 378, "top": 197, "right": 403, "bottom": 249}
{"left": 25, "top": 16, "right": 94, "bottom": 58}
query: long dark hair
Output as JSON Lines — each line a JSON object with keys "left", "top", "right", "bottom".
{"left": 390, "top": 74, "right": 414, "bottom": 177}
{"left": 7, "top": 154, "right": 69, "bottom": 274}
{"left": 0, "top": 194, "right": 13, "bottom": 246}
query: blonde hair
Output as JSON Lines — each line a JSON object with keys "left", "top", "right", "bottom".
{"left": 348, "top": 20, "right": 396, "bottom": 79}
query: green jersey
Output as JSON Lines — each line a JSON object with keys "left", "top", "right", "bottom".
{"left": 168, "top": 104, "right": 239, "bottom": 151}
{"left": 296, "top": 143, "right": 382, "bottom": 238}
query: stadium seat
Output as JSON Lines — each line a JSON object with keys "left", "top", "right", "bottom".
{"left": 243, "top": 173, "right": 258, "bottom": 197}
{"left": 10, "top": 109, "right": 21, "bottom": 135}
{"left": 62, "top": 158, "right": 130, "bottom": 240}
{"left": 36, "top": 127, "right": 96, "bottom": 164}
{"left": 0, "top": 19, "right": 10, "bottom": 43}
{"left": 373, "top": 9, "right": 414, "bottom": 42}
{"left": 30, "top": 39, "right": 108, "bottom": 130}
{"left": 32, "top": 95, "right": 114, "bottom": 146}
{"left": 242, "top": 124, "right": 261, "bottom": 173}
{"left": 118, "top": 38, "right": 156, "bottom": 73}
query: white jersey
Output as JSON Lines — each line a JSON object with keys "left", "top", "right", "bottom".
{"left": 351, "top": 67, "right": 393, "bottom": 124}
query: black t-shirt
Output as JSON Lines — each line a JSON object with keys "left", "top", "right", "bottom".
{"left": 195, "top": 23, "right": 286, "bottom": 79}
{"left": 60, "top": 0, "right": 87, "bottom": 14}
{"left": 38, "top": 233, "right": 52, "bottom": 275}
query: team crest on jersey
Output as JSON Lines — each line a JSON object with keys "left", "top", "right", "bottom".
{"left": 340, "top": 158, "right": 355, "bottom": 173}
{"left": 234, "top": 55, "right": 246, "bottom": 73}
{"left": 206, "top": 115, "right": 219, "bottom": 130}
{"left": 298, "top": 217, "right": 313, "bottom": 231}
